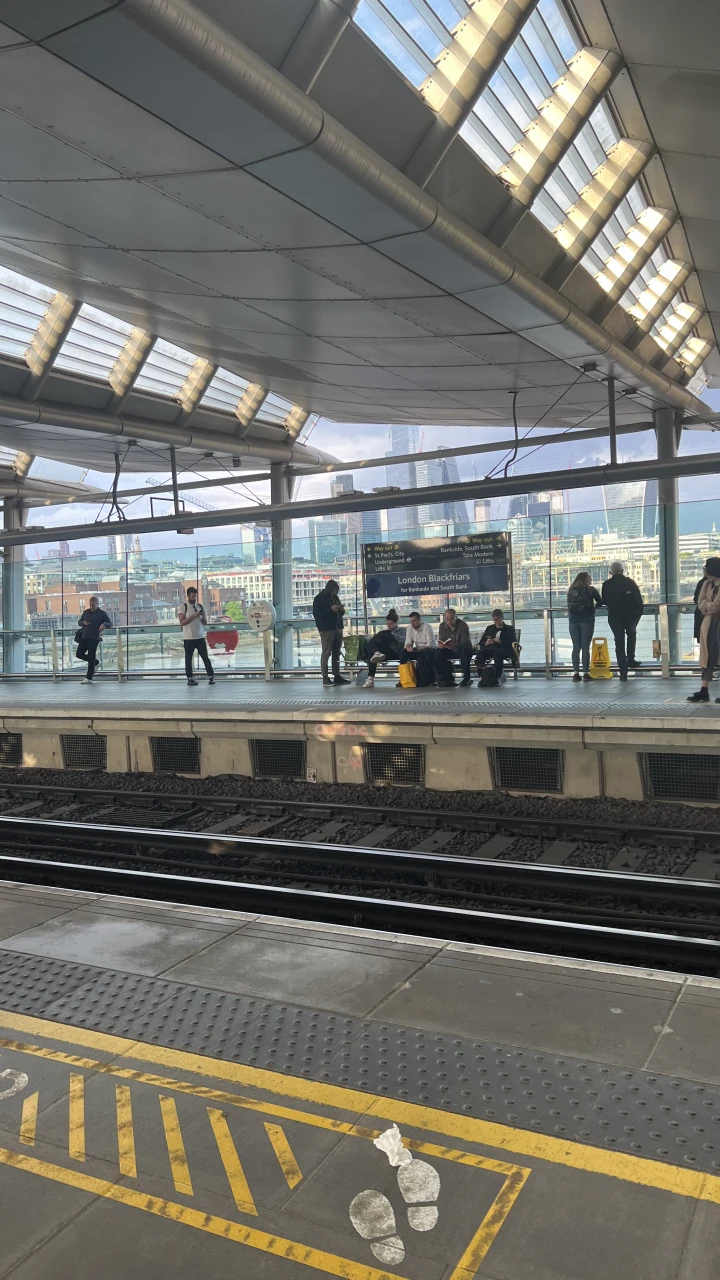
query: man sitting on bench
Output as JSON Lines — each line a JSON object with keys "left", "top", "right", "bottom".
{"left": 475, "top": 609, "right": 516, "bottom": 684}
{"left": 434, "top": 608, "right": 473, "bottom": 687}
{"left": 363, "top": 609, "right": 405, "bottom": 687}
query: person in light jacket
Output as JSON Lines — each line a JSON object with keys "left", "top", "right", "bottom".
{"left": 687, "top": 556, "right": 720, "bottom": 703}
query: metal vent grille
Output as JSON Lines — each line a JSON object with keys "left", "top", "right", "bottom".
{"left": 362, "top": 743, "right": 426, "bottom": 787}
{"left": 150, "top": 737, "right": 201, "bottom": 775}
{"left": 490, "top": 747, "right": 564, "bottom": 793}
{"left": 60, "top": 735, "right": 107, "bottom": 771}
{"left": 250, "top": 739, "right": 306, "bottom": 779}
{"left": 0, "top": 735, "right": 22, "bottom": 767}
{"left": 641, "top": 753, "right": 720, "bottom": 803}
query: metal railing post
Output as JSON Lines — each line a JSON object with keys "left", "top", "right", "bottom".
{"left": 544, "top": 609, "right": 551, "bottom": 677}
{"left": 51, "top": 629, "right": 59, "bottom": 680}
{"left": 117, "top": 628, "right": 125, "bottom": 681}
{"left": 659, "top": 604, "right": 671, "bottom": 679}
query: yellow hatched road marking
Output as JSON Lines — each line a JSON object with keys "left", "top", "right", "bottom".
{"left": 1, "top": 1009, "right": 720, "bottom": 1205}
{"left": 207, "top": 1108, "right": 257, "bottom": 1215}
{"left": 159, "top": 1095, "right": 193, "bottom": 1196}
{"left": 68, "top": 1074, "right": 85, "bottom": 1163}
{"left": 0, "top": 1146, "right": 405, "bottom": 1280}
{"left": 264, "top": 1122, "right": 302, "bottom": 1189}
{"left": 115, "top": 1085, "right": 137, "bottom": 1179}
{"left": 19, "top": 1092, "right": 38, "bottom": 1146}
{"left": 453, "top": 1165, "right": 530, "bottom": 1280}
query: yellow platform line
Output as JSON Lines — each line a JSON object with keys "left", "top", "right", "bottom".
{"left": 68, "top": 1074, "right": 85, "bottom": 1162}
{"left": 0, "top": 1145, "right": 404, "bottom": 1280}
{"left": 264, "top": 1122, "right": 302, "bottom": 1189}
{"left": 207, "top": 1108, "right": 257, "bottom": 1215}
{"left": 453, "top": 1164, "right": 530, "bottom": 1280}
{"left": 2, "top": 1009, "right": 720, "bottom": 1206}
{"left": 19, "top": 1092, "right": 38, "bottom": 1146}
{"left": 116, "top": 1085, "right": 137, "bottom": 1179}
{"left": 159, "top": 1095, "right": 193, "bottom": 1196}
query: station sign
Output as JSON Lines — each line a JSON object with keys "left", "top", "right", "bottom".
{"left": 363, "top": 532, "right": 508, "bottom": 598}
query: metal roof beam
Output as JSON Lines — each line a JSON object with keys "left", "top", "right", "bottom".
{"left": 107, "top": 329, "right": 156, "bottom": 414}
{"left": 498, "top": 47, "right": 622, "bottom": 207}
{"left": 593, "top": 209, "right": 677, "bottom": 315}
{"left": 407, "top": 0, "right": 541, "bottom": 185}
{"left": 654, "top": 304, "right": 706, "bottom": 362}
{"left": 7, "top": 449, "right": 720, "bottom": 547}
{"left": 628, "top": 261, "right": 692, "bottom": 334}
{"left": 551, "top": 139, "right": 654, "bottom": 263}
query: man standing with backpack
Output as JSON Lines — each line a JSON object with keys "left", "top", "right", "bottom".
{"left": 601, "top": 561, "right": 644, "bottom": 681}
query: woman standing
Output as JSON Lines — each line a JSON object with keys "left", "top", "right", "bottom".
{"left": 687, "top": 556, "right": 720, "bottom": 703}
{"left": 566, "top": 572, "right": 603, "bottom": 682}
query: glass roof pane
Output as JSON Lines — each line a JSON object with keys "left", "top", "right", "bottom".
{"left": 0, "top": 266, "right": 54, "bottom": 362}
{"left": 133, "top": 337, "right": 197, "bottom": 398}
{"left": 261, "top": 391, "right": 295, "bottom": 425}
{"left": 201, "top": 366, "right": 251, "bottom": 413}
{"left": 53, "top": 303, "right": 133, "bottom": 382}
{"left": 354, "top": 0, "right": 432, "bottom": 85}
{"left": 379, "top": 0, "right": 448, "bottom": 58}
{"left": 537, "top": 0, "right": 579, "bottom": 62}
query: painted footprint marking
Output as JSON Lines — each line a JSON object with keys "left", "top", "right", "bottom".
{"left": 350, "top": 1157, "right": 441, "bottom": 1263}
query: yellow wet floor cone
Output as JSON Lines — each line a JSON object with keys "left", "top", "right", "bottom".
{"left": 590, "top": 636, "right": 613, "bottom": 678}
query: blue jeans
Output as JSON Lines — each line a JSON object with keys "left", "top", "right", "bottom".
{"left": 569, "top": 617, "right": 594, "bottom": 673}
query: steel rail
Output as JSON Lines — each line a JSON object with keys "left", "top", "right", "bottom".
{"left": 0, "top": 849, "right": 716, "bottom": 971}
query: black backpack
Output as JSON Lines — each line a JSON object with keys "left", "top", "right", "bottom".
{"left": 567, "top": 586, "right": 590, "bottom": 614}
{"left": 480, "top": 665, "right": 499, "bottom": 688}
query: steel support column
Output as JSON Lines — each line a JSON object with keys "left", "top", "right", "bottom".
{"left": 654, "top": 405, "right": 682, "bottom": 665}
{"left": 270, "top": 463, "right": 294, "bottom": 670}
{"left": 2, "top": 501, "right": 26, "bottom": 673}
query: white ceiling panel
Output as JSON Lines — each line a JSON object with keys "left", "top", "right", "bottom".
{"left": 0, "top": 20, "right": 26, "bottom": 45}
{"left": 696, "top": 272, "right": 720, "bottom": 311}
{"left": 379, "top": 296, "right": 507, "bottom": 336}
{"left": 455, "top": 333, "right": 559, "bottom": 363}
{"left": 48, "top": 12, "right": 308, "bottom": 168}
{"left": 373, "top": 231, "right": 508, "bottom": 295}
{"left": 601, "top": 0, "right": 720, "bottom": 71}
{"left": 0, "top": 180, "right": 256, "bottom": 252}
{"left": 284, "top": 245, "right": 444, "bottom": 299}
{"left": 237, "top": 333, "right": 371, "bottom": 365}
{"left": 459, "top": 285, "right": 570, "bottom": 331}
{"left": 663, "top": 153, "right": 720, "bottom": 222}
{"left": 682, "top": 220, "right": 720, "bottom": 274}
{"left": 393, "top": 366, "right": 527, "bottom": 391}
{"left": 629, "top": 65, "right": 720, "bottom": 159}
{"left": 0, "top": 1, "right": 115, "bottom": 40}
{"left": 122, "top": 295, "right": 299, "bottom": 334}
{"left": 0, "top": 111, "right": 121, "bottom": 181}
{"left": 328, "top": 337, "right": 488, "bottom": 366}
{"left": 289, "top": 365, "right": 419, "bottom": 390}
{"left": 0, "top": 47, "right": 228, "bottom": 177}
{"left": 247, "top": 150, "right": 431, "bottom": 243}
{"left": 0, "top": 197, "right": 103, "bottom": 247}
{"left": 133, "top": 250, "right": 358, "bottom": 301}
{"left": 146, "top": 170, "right": 357, "bottom": 251}
{"left": 521, "top": 324, "right": 611, "bottom": 360}
{"left": 197, "top": 0, "right": 315, "bottom": 67}
{"left": 246, "top": 299, "right": 428, "bottom": 338}
{"left": 505, "top": 359, "right": 585, "bottom": 386}
{"left": 4, "top": 244, "right": 223, "bottom": 298}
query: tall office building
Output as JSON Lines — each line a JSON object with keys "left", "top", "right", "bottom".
{"left": 308, "top": 518, "right": 349, "bottom": 564}
{"left": 415, "top": 455, "right": 471, "bottom": 529}
{"left": 603, "top": 481, "right": 658, "bottom": 538}
{"left": 474, "top": 498, "right": 492, "bottom": 528}
{"left": 528, "top": 490, "right": 565, "bottom": 536}
{"left": 386, "top": 425, "right": 421, "bottom": 533}
{"left": 330, "top": 474, "right": 354, "bottom": 498}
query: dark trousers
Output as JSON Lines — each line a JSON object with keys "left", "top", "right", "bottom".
{"left": 320, "top": 630, "right": 342, "bottom": 680}
{"left": 434, "top": 643, "right": 472, "bottom": 685}
{"left": 400, "top": 648, "right": 434, "bottom": 687}
{"left": 184, "top": 638, "right": 214, "bottom": 679}
{"left": 609, "top": 616, "right": 637, "bottom": 676}
{"left": 76, "top": 636, "right": 99, "bottom": 680}
{"left": 569, "top": 618, "right": 594, "bottom": 673}
{"left": 475, "top": 646, "right": 512, "bottom": 678}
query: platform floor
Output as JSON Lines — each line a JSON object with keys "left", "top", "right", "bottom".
{"left": 0, "top": 880, "right": 716, "bottom": 1277}
{"left": 0, "top": 673, "right": 718, "bottom": 722}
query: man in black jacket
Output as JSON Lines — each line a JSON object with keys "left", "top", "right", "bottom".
{"left": 475, "top": 609, "right": 517, "bottom": 681}
{"left": 601, "top": 562, "right": 644, "bottom": 680}
{"left": 434, "top": 609, "right": 473, "bottom": 687}
{"left": 312, "top": 580, "right": 349, "bottom": 686}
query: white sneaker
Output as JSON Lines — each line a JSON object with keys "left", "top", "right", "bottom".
{"left": 80, "top": 678, "right": 92, "bottom": 685}
{"left": 363, "top": 676, "right": 375, "bottom": 688}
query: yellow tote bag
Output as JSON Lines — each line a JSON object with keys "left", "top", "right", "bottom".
{"left": 398, "top": 662, "right": 417, "bottom": 688}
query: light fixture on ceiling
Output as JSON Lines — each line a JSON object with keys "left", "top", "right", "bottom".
{"left": 498, "top": 47, "right": 621, "bottom": 206}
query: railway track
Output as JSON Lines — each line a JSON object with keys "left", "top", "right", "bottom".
{"left": 0, "top": 808, "right": 719, "bottom": 974}
{"left": 0, "top": 781, "right": 717, "bottom": 879}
